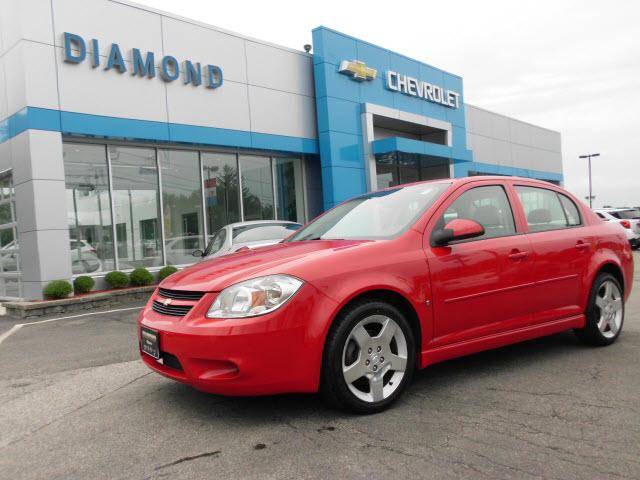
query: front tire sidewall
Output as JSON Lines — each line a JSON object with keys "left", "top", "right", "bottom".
{"left": 322, "top": 301, "right": 416, "bottom": 414}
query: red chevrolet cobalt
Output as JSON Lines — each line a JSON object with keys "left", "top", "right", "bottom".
{"left": 139, "top": 177, "right": 633, "bottom": 413}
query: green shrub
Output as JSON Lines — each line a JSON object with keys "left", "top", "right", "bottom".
{"left": 129, "top": 267, "right": 154, "bottom": 286}
{"left": 43, "top": 280, "right": 73, "bottom": 299}
{"left": 158, "top": 266, "right": 178, "bottom": 282}
{"left": 73, "top": 276, "right": 95, "bottom": 294}
{"left": 105, "top": 271, "right": 129, "bottom": 289}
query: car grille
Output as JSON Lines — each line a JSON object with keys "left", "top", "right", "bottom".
{"left": 152, "top": 300, "right": 193, "bottom": 317}
{"left": 158, "top": 288, "right": 205, "bottom": 301}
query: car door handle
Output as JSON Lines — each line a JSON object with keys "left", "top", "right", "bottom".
{"left": 575, "top": 241, "right": 590, "bottom": 250}
{"left": 508, "top": 250, "right": 528, "bottom": 260}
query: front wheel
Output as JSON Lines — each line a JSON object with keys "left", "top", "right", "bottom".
{"left": 575, "top": 273, "right": 624, "bottom": 346}
{"left": 321, "top": 300, "right": 416, "bottom": 414}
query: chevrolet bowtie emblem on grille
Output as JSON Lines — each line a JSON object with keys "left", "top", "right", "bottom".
{"left": 338, "top": 60, "right": 377, "bottom": 81}
{"left": 163, "top": 298, "right": 173, "bottom": 306}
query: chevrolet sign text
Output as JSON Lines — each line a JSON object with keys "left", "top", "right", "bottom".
{"left": 386, "top": 71, "right": 460, "bottom": 109}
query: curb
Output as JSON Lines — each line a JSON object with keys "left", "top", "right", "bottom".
{"left": 2, "top": 286, "right": 156, "bottom": 319}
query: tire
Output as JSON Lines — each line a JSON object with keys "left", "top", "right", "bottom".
{"left": 575, "top": 273, "right": 624, "bottom": 346}
{"left": 321, "top": 299, "right": 416, "bottom": 414}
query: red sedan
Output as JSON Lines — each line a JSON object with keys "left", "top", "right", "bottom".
{"left": 139, "top": 177, "right": 633, "bottom": 413}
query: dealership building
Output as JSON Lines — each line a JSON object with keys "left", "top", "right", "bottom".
{"left": 0, "top": 0, "right": 563, "bottom": 300}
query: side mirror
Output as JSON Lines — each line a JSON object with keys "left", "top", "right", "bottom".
{"left": 192, "top": 249, "right": 204, "bottom": 257}
{"left": 432, "top": 219, "right": 485, "bottom": 246}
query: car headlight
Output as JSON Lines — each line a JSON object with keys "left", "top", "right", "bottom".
{"left": 206, "top": 274, "right": 304, "bottom": 318}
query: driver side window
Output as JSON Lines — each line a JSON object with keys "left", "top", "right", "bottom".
{"left": 439, "top": 185, "right": 516, "bottom": 240}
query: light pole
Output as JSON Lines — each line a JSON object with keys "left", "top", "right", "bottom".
{"left": 579, "top": 153, "right": 600, "bottom": 208}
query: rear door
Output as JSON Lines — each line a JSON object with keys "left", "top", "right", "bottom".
{"left": 425, "top": 181, "right": 535, "bottom": 347}
{"left": 514, "top": 185, "right": 592, "bottom": 323}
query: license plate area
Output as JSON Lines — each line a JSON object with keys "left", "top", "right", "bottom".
{"left": 141, "top": 327, "right": 160, "bottom": 359}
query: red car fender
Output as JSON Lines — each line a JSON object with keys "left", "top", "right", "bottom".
{"left": 309, "top": 274, "right": 432, "bottom": 367}
{"left": 583, "top": 243, "right": 633, "bottom": 307}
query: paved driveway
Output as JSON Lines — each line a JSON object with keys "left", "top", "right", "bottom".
{"left": 1, "top": 256, "right": 639, "bottom": 479}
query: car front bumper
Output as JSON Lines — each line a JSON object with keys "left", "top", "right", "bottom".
{"left": 138, "top": 284, "right": 337, "bottom": 396}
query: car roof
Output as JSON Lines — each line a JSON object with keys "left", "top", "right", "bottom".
{"left": 226, "top": 220, "right": 301, "bottom": 229}
{"left": 365, "top": 175, "right": 562, "bottom": 197}
{"left": 596, "top": 207, "right": 636, "bottom": 212}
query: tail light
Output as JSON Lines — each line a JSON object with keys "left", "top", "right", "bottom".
{"left": 620, "top": 220, "right": 631, "bottom": 229}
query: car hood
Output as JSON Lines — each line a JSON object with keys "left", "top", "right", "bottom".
{"left": 160, "top": 239, "right": 371, "bottom": 292}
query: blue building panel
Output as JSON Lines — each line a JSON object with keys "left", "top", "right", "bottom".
{"left": 322, "top": 165, "right": 367, "bottom": 208}
{"left": 312, "top": 26, "right": 475, "bottom": 211}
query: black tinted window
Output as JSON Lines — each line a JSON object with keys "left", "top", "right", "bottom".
{"left": 612, "top": 210, "right": 640, "bottom": 220}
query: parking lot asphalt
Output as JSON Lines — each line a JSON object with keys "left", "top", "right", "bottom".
{"left": 1, "top": 257, "right": 639, "bottom": 480}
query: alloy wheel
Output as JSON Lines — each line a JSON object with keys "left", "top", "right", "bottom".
{"left": 341, "top": 315, "right": 408, "bottom": 403}
{"left": 595, "top": 280, "right": 623, "bottom": 339}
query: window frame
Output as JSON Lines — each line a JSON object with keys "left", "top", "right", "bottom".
{"left": 514, "top": 185, "right": 584, "bottom": 233}
{"left": 429, "top": 183, "right": 519, "bottom": 246}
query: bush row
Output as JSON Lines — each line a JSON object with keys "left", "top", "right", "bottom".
{"left": 42, "top": 266, "right": 179, "bottom": 299}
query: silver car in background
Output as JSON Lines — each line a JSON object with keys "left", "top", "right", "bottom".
{"left": 195, "top": 221, "right": 302, "bottom": 260}
{"left": 595, "top": 208, "right": 640, "bottom": 249}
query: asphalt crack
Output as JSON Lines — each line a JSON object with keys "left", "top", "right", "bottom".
{"left": 154, "top": 450, "right": 221, "bottom": 471}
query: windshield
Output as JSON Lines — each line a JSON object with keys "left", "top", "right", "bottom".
{"left": 203, "top": 228, "right": 227, "bottom": 256}
{"left": 611, "top": 209, "right": 640, "bottom": 220}
{"left": 289, "top": 182, "right": 451, "bottom": 241}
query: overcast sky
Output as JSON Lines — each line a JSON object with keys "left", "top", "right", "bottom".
{"left": 135, "top": 0, "right": 639, "bottom": 208}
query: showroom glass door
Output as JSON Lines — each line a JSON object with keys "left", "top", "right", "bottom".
{"left": 0, "top": 171, "right": 22, "bottom": 299}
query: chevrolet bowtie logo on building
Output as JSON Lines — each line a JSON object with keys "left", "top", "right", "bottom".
{"left": 338, "top": 60, "right": 377, "bottom": 81}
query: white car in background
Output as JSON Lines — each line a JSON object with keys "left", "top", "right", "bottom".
{"left": 595, "top": 208, "right": 640, "bottom": 249}
{"left": 196, "top": 221, "right": 302, "bottom": 260}
{"left": 0, "top": 239, "right": 102, "bottom": 273}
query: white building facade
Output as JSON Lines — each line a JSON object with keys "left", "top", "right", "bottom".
{"left": 0, "top": 0, "right": 563, "bottom": 300}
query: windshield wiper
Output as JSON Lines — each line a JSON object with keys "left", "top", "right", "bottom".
{"left": 296, "top": 236, "right": 345, "bottom": 241}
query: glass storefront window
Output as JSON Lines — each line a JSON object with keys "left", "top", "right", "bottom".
{"left": 62, "top": 142, "right": 307, "bottom": 275}
{"left": 110, "top": 146, "right": 162, "bottom": 269}
{"left": 240, "top": 155, "right": 274, "bottom": 221}
{"left": 275, "top": 157, "right": 304, "bottom": 222}
{"left": 376, "top": 153, "right": 450, "bottom": 189}
{"left": 0, "top": 173, "right": 21, "bottom": 298}
{"left": 202, "top": 152, "right": 240, "bottom": 237}
{"left": 63, "top": 143, "right": 115, "bottom": 273}
{"left": 159, "top": 150, "right": 204, "bottom": 265}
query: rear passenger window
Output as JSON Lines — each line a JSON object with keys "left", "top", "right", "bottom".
{"left": 558, "top": 194, "right": 582, "bottom": 226}
{"left": 438, "top": 185, "right": 516, "bottom": 240}
{"left": 516, "top": 186, "right": 582, "bottom": 232}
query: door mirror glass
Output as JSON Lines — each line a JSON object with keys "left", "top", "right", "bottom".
{"left": 432, "top": 219, "right": 485, "bottom": 246}
{"left": 192, "top": 249, "right": 204, "bottom": 258}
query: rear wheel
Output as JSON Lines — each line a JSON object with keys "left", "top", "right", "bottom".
{"left": 321, "top": 300, "right": 416, "bottom": 414}
{"left": 575, "top": 273, "right": 624, "bottom": 346}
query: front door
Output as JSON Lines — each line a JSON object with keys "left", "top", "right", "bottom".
{"left": 425, "top": 183, "right": 535, "bottom": 347}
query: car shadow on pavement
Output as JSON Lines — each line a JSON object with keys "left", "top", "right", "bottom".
{"left": 151, "top": 330, "right": 590, "bottom": 422}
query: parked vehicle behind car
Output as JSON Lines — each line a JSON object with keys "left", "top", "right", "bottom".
{"left": 139, "top": 177, "right": 633, "bottom": 413}
{"left": 595, "top": 208, "right": 640, "bottom": 249}
{"left": 195, "top": 221, "right": 302, "bottom": 260}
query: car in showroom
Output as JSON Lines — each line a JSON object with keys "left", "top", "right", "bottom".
{"left": 1, "top": 238, "right": 102, "bottom": 274}
{"left": 195, "top": 220, "right": 302, "bottom": 260}
{"left": 594, "top": 208, "right": 640, "bottom": 249}
{"left": 138, "top": 177, "right": 633, "bottom": 413}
